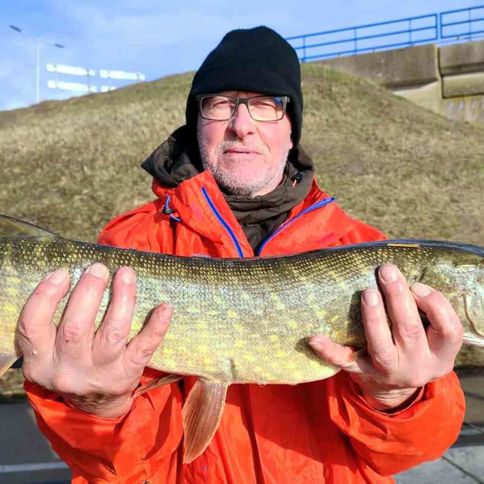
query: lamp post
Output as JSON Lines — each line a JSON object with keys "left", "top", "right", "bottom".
{"left": 9, "top": 25, "right": 65, "bottom": 104}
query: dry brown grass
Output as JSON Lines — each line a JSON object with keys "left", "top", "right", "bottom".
{"left": 0, "top": 64, "right": 483, "bottom": 395}
{"left": 1, "top": 64, "right": 482, "bottom": 244}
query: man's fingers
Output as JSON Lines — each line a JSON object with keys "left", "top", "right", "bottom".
{"left": 378, "top": 264, "right": 427, "bottom": 349}
{"left": 411, "top": 282, "right": 463, "bottom": 361}
{"left": 125, "top": 304, "right": 173, "bottom": 371}
{"left": 55, "top": 263, "right": 109, "bottom": 360}
{"left": 17, "top": 269, "right": 70, "bottom": 357}
{"left": 309, "top": 335, "right": 363, "bottom": 374}
{"left": 93, "top": 267, "right": 137, "bottom": 364}
{"left": 360, "top": 288, "right": 398, "bottom": 371}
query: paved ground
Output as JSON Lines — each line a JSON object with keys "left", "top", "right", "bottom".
{"left": 395, "top": 370, "right": 484, "bottom": 484}
{"left": 0, "top": 370, "right": 482, "bottom": 484}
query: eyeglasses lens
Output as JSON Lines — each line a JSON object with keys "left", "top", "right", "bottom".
{"left": 200, "top": 96, "right": 286, "bottom": 121}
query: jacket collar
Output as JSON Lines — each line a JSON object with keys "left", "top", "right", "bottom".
{"left": 152, "top": 173, "right": 355, "bottom": 257}
{"left": 144, "top": 125, "right": 319, "bottom": 254}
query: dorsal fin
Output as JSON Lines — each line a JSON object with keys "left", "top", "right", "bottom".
{"left": 0, "top": 214, "right": 58, "bottom": 238}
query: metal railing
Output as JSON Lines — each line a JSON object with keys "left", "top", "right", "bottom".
{"left": 287, "top": 4, "right": 484, "bottom": 62}
{"left": 440, "top": 4, "right": 484, "bottom": 40}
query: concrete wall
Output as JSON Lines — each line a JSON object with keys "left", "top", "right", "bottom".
{"left": 317, "top": 40, "right": 484, "bottom": 124}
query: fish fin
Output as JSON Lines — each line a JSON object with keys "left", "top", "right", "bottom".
{"left": 0, "top": 214, "right": 58, "bottom": 238}
{"left": 0, "top": 353, "right": 20, "bottom": 379}
{"left": 182, "top": 379, "right": 228, "bottom": 463}
{"left": 133, "top": 374, "right": 182, "bottom": 397}
{"left": 463, "top": 293, "right": 484, "bottom": 337}
{"left": 463, "top": 331, "right": 484, "bottom": 347}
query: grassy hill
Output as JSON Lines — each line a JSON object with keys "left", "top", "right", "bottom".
{"left": 0, "top": 63, "right": 483, "bottom": 244}
{"left": 0, "top": 63, "right": 483, "bottom": 374}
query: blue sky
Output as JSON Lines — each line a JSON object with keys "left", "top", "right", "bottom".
{"left": 1, "top": 0, "right": 483, "bottom": 111}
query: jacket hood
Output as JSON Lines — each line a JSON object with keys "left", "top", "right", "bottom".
{"left": 141, "top": 125, "right": 316, "bottom": 250}
{"left": 141, "top": 124, "right": 314, "bottom": 190}
{"left": 141, "top": 125, "right": 204, "bottom": 188}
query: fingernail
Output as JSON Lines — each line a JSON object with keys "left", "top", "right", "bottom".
{"left": 47, "top": 269, "right": 67, "bottom": 285}
{"left": 120, "top": 268, "right": 134, "bottom": 284}
{"left": 380, "top": 264, "right": 398, "bottom": 283}
{"left": 159, "top": 303, "right": 173, "bottom": 317}
{"left": 308, "top": 341, "right": 322, "bottom": 352}
{"left": 363, "top": 288, "right": 379, "bottom": 306}
{"left": 411, "top": 282, "right": 432, "bottom": 298}
{"left": 308, "top": 337, "right": 324, "bottom": 351}
{"left": 86, "top": 263, "right": 108, "bottom": 279}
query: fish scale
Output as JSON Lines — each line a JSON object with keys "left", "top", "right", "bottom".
{"left": 0, "top": 215, "right": 483, "bottom": 462}
{"left": 1, "top": 235, "right": 483, "bottom": 382}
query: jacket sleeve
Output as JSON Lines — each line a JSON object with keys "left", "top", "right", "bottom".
{"left": 331, "top": 217, "right": 465, "bottom": 474}
{"left": 23, "top": 207, "right": 182, "bottom": 482}
{"left": 327, "top": 371, "right": 465, "bottom": 475}
{"left": 25, "top": 369, "right": 183, "bottom": 482}
{"left": 340, "top": 216, "right": 388, "bottom": 245}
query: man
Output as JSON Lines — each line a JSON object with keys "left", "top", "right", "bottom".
{"left": 20, "top": 27, "right": 464, "bottom": 483}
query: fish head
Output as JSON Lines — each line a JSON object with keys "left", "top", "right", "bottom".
{"left": 419, "top": 245, "right": 484, "bottom": 346}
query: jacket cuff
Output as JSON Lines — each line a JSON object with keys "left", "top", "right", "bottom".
{"left": 24, "top": 370, "right": 183, "bottom": 481}
{"left": 328, "top": 371, "right": 465, "bottom": 475}
{"left": 345, "top": 376, "right": 426, "bottom": 415}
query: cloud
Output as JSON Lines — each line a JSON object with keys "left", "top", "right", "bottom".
{"left": 0, "top": 0, "right": 308, "bottom": 110}
{"left": 3, "top": 0, "right": 479, "bottom": 111}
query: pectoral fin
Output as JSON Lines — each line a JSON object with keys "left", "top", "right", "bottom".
{"left": 182, "top": 379, "right": 228, "bottom": 463}
{"left": 133, "top": 374, "right": 182, "bottom": 397}
{"left": 464, "top": 293, "right": 484, "bottom": 337}
{"left": 463, "top": 332, "right": 484, "bottom": 347}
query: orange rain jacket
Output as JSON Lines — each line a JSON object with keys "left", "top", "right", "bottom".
{"left": 26, "top": 171, "right": 465, "bottom": 483}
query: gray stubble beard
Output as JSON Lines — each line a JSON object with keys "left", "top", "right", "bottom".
{"left": 197, "top": 129, "right": 289, "bottom": 198}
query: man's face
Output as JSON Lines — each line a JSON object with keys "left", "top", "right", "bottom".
{"left": 197, "top": 91, "right": 293, "bottom": 198}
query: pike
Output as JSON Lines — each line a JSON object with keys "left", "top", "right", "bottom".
{"left": 1, "top": 214, "right": 483, "bottom": 462}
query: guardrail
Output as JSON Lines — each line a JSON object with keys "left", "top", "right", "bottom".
{"left": 287, "top": 4, "right": 484, "bottom": 62}
{"left": 440, "top": 4, "right": 484, "bottom": 40}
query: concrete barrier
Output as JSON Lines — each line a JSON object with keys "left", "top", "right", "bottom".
{"left": 440, "top": 40, "right": 484, "bottom": 75}
{"left": 317, "top": 39, "right": 484, "bottom": 124}
{"left": 317, "top": 44, "right": 439, "bottom": 88}
{"left": 443, "top": 71, "right": 484, "bottom": 98}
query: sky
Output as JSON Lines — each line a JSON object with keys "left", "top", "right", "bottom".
{"left": 1, "top": 0, "right": 483, "bottom": 111}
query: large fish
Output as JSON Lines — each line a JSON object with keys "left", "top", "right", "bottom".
{"left": 0, "top": 214, "right": 483, "bottom": 462}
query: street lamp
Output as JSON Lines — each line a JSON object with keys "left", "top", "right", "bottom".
{"left": 9, "top": 24, "right": 65, "bottom": 104}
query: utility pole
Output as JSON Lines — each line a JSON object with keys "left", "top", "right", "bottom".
{"left": 9, "top": 25, "right": 65, "bottom": 104}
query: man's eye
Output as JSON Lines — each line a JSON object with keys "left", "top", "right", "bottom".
{"left": 211, "top": 99, "right": 232, "bottom": 109}
{"left": 251, "top": 98, "right": 279, "bottom": 109}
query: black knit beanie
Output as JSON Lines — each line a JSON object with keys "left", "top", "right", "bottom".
{"left": 186, "top": 26, "right": 303, "bottom": 145}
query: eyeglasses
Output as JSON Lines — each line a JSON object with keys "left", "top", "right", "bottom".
{"left": 198, "top": 95, "right": 289, "bottom": 122}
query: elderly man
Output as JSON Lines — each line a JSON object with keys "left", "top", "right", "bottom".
{"left": 21, "top": 27, "right": 464, "bottom": 483}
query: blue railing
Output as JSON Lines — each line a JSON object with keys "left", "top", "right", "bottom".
{"left": 440, "top": 4, "right": 484, "bottom": 40}
{"left": 287, "top": 4, "right": 484, "bottom": 62}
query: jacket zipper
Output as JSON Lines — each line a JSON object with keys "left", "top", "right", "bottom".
{"left": 256, "top": 196, "right": 335, "bottom": 256}
{"left": 201, "top": 188, "right": 335, "bottom": 258}
{"left": 201, "top": 187, "right": 245, "bottom": 257}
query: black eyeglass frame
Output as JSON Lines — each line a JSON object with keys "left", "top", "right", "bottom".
{"left": 197, "top": 94, "right": 290, "bottom": 122}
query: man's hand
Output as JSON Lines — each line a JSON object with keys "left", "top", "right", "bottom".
{"left": 17, "top": 264, "right": 172, "bottom": 418}
{"left": 309, "top": 264, "right": 464, "bottom": 411}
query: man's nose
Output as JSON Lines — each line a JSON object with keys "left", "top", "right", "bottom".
{"left": 228, "top": 103, "right": 256, "bottom": 138}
